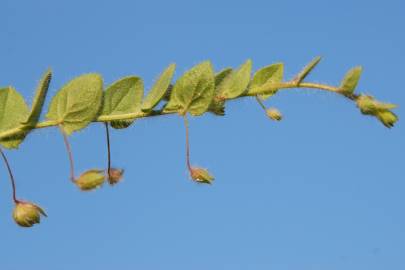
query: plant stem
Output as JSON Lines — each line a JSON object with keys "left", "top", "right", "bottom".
{"left": 0, "top": 80, "right": 357, "bottom": 142}
{"left": 183, "top": 114, "right": 192, "bottom": 172}
{"left": 105, "top": 123, "right": 111, "bottom": 178}
{"left": 245, "top": 81, "right": 357, "bottom": 100}
{"left": 255, "top": 96, "right": 267, "bottom": 112}
{"left": 59, "top": 125, "right": 75, "bottom": 182}
{"left": 0, "top": 147, "right": 19, "bottom": 203}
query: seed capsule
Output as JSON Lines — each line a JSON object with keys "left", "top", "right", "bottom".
{"left": 107, "top": 168, "right": 124, "bottom": 185}
{"left": 13, "top": 201, "right": 47, "bottom": 228}
{"left": 190, "top": 167, "right": 214, "bottom": 184}
{"left": 266, "top": 108, "right": 283, "bottom": 121}
{"left": 75, "top": 169, "right": 105, "bottom": 191}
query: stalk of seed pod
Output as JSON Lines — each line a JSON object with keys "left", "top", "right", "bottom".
{"left": 0, "top": 147, "right": 46, "bottom": 227}
{"left": 105, "top": 123, "right": 124, "bottom": 185}
{"left": 183, "top": 115, "right": 214, "bottom": 184}
{"left": 0, "top": 147, "right": 19, "bottom": 204}
{"left": 59, "top": 125, "right": 76, "bottom": 182}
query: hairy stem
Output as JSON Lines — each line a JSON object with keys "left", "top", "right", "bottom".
{"left": 245, "top": 81, "right": 357, "bottom": 100}
{"left": 255, "top": 96, "right": 267, "bottom": 112}
{"left": 0, "top": 147, "right": 19, "bottom": 203}
{"left": 183, "top": 115, "right": 192, "bottom": 172}
{"left": 0, "top": 80, "right": 355, "bottom": 142}
{"left": 105, "top": 123, "right": 111, "bottom": 178}
{"left": 59, "top": 125, "right": 75, "bottom": 182}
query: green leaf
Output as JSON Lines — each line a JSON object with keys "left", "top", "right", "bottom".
{"left": 23, "top": 69, "right": 52, "bottom": 127}
{"left": 247, "top": 63, "right": 283, "bottom": 99}
{"left": 214, "top": 67, "right": 233, "bottom": 86}
{"left": 46, "top": 74, "right": 103, "bottom": 135}
{"left": 207, "top": 68, "right": 233, "bottom": 116}
{"left": 101, "top": 76, "right": 144, "bottom": 129}
{"left": 340, "top": 66, "right": 362, "bottom": 95}
{"left": 0, "top": 87, "right": 29, "bottom": 148}
{"left": 141, "top": 63, "right": 176, "bottom": 112}
{"left": 293, "top": 56, "right": 321, "bottom": 84}
{"left": 164, "top": 61, "right": 215, "bottom": 116}
{"left": 217, "top": 59, "right": 252, "bottom": 99}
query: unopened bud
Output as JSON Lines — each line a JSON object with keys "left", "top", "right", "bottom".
{"left": 376, "top": 110, "right": 398, "bottom": 128}
{"left": 190, "top": 167, "right": 214, "bottom": 184}
{"left": 107, "top": 168, "right": 124, "bottom": 185}
{"left": 356, "top": 95, "right": 378, "bottom": 115}
{"left": 75, "top": 169, "right": 105, "bottom": 191}
{"left": 13, "top": 201, "right": 47, "bottom": 228}
{"left": 356, "top": 94, "right": 398, "bottom": 127}
{"left": 266, "top": 108, "right": 282, "bottom": 121}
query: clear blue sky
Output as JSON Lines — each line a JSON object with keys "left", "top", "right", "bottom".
{"left": 0, "top": 0, "right": 404, "bottom": 269}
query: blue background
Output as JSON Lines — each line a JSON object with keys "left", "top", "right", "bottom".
{"left": 0, "top": 0, "right": 404, "bottom": 269}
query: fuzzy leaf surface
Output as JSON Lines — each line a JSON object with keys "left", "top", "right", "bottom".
{"left": 217, "top": 59, "right": 252, "bottom": 99}
{"left": 207, "top": 68, "right": 233, "bottom": 116}
{"left": 248, "top": 63, "right": 283, "bottom": 99}
{"left": 46, "top": 74, "right": 103, "bottom": 135}
{"left": 102, "top": 76, "right": 143, "bottom": 129}
{"left": 294, "top": 56, "right": 321, "bottom": 84}
{"left": 340, "top": 66, "right": 362, "bottom": 94}
{"left": 23, "top": 69, "right": 52, "bottom": 127}
{"left": 141, "top": 63, "right": 175, "bottom": 112}
{"left": 164, "top": 61, "right": 215, "bottom": 116}
{"left": 0, "top": 87, "right": 29, "bottom": 148}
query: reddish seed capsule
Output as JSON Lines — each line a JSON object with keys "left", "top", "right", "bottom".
{"left": 107, "top": 168, "right": 124, "bottom": 185}
{"left": 190, "top": 167, "right": 214, "bottom": 184}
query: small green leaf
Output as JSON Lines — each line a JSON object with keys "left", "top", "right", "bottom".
{"left": 141, "top": 63, "right": 176, "bottom": 112}
{"left": 340, "top": 66, "right": 362, "bottom": 95}
{"left": 293, "top": 56, "right": 321, "bottom": 84}
{"left": 46, "top": 74, "right": 103, "bottom": 135}
{"left": 23, "top": 69, "right": 52, "bottom": 127}
{"left": 247, "top": 63, "right": 283, "bottom": 99}
{"left": 162, "top": 85, "right": 173, "bottom": 101}
{"left": 217, "top": 59, "right": 252, "bottom": 99}
{"left": 101, "top": 76, "right": 144, "bottom": 129}
{"left": 164, "top": 61, "right": 215, "bottom": 116}
{"left": 207, "top": 68, "right": 233, "bottom": 116}
{"left": 0, "top": 87, "right": 29, "bottom": 148}
{"left": 214, "top": 67, "right": 233, "bottom": 86}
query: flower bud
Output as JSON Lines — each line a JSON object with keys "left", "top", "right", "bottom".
{"left": 266, "top": 108, "right": 282, "bottom": 121}
{"left": 376, "top": 110, "right": 398, "bottom": 128}
{"left": 75, "top": 169, "right": 105, "bottom": 191}
{"left": 356, "top": 95, "right": 378, "bottom": 115}
{"left": 107, "top": 168, "right": 124, "bottom": 185}
{"left": 13, "top": 201, "right": 47, "bottom": 228}
{"left": 356, "top": 94, "right": 398, "bottom": 127}
{"left": 190, "top": 167, "right": 214, "bottom": 184}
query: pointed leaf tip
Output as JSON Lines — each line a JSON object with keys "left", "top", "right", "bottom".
{"left": 340, "top": 66, "right": 362, "bottom": 95}
{"left": 294, "top": 56, "right": 321, "bottom": 84}
{"left": 217, "top": 59, "right": 252, "bottom": 100}
{"left": 141, "top": 63, "right": 176, "bottom": 112}
{"left": 247, "top": 62, "right": 284, "bottom": 99}
{"left": 23, "top": 69, "right": 52, "bottom": 127}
